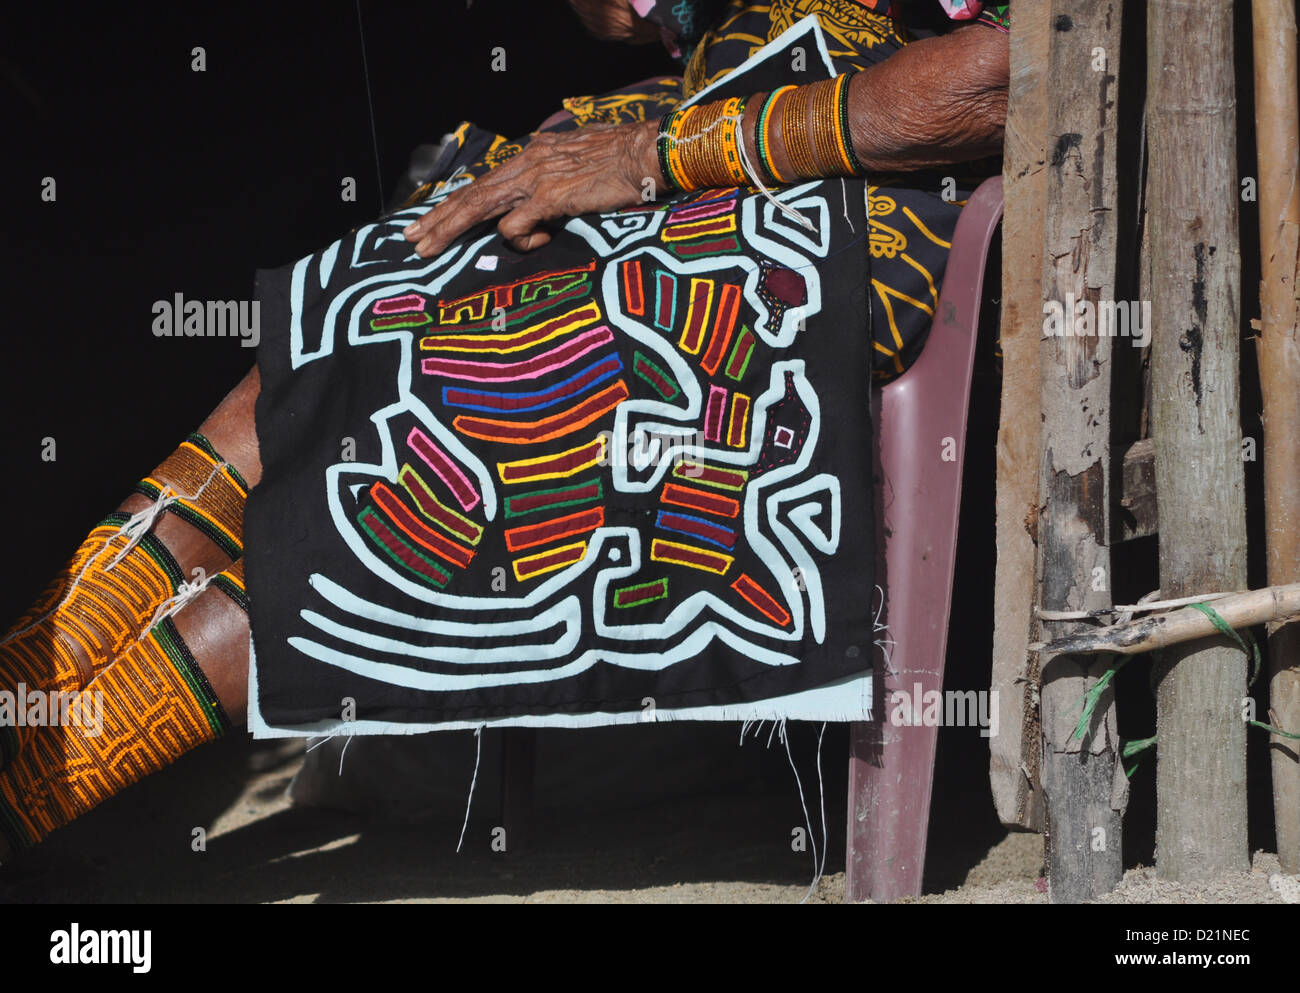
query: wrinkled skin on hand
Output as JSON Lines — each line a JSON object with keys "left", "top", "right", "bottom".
{"left": 403, "top": 119, "right": 665, "bottom": 258}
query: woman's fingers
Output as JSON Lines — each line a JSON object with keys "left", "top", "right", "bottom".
{"left": 410, "top": 180, "right": 523, "bottom": 258}
{"left": 497, "top": 196, "right": 556, "bottom": 252}
{"left": 405, "top": 150, "right": 534, "bottom": 256}
{"left": 402, "top": 120, "right": 661, "bottom": 259}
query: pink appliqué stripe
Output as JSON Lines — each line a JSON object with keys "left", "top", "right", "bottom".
{"left": 668, "top": 200, "right": 736, "bottom": 224}
{"left": 374, "top": 294, "right": 427, "bottom": 315}
{"left": 407, "top": 427, "right": 481, "bottom": 511}
{"left": 704, "top": 385, "right": 728, "bottom": 443}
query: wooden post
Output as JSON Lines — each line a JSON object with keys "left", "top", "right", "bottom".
{"left": 1036, "top": 0, "right": 1126, "bottom": 902}
{"left": 1147, "top": 0, "right": 1250, "bottom": 880}
{"left": 991, "top": 0, "right": 1048, "bottom": 832}
{"left": 1251, "top": 0, "right": 1300, "bottom": 875}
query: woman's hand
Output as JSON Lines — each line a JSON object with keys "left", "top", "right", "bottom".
{"left": 403, "top": 118, "right": 665, "bottom": 258}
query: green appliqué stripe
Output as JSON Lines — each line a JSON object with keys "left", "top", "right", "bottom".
{"left": 370, "top": 313, "right": 432, "bottom": 331}
{"left": 358, "top": 507, "right": 452, "bottom": 588}
{"left": 504, "top": 477, "right": 603, "bottom": 518}
{"left": 725, "top": 328, "right": 755, "bottom": 381}
{"left": 673, "top": 460, "right": 749, "bottom": 491}
{"left": 633, "top": 351, "right": 681, "bottom": 401}
{"left": 613, "top": 577, "right": 669, "bottom": 608}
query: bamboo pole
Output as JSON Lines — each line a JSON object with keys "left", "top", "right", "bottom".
{"left": 1032, "top": 584, "right": 1300, "bottom": 657}
{"left": 1251, "top": 0, "right": 1300, "bottom": 876}
{"left": 1147, "top": 0, "right": 1250, "bottom": 881}
{"left": 1036, "top": 0, "right": 1126, "bottom": 903}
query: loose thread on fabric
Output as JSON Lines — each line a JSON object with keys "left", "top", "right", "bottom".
{"left": 738, "top": 719, "right": 829, "bottom": 897}
{"left": 872, "top": 583, "right": 895, "bottom": 675}
{"left": 778, "top": 719, "right": 823, "bottom": 904}
{"left": 305, "top": 733, "right": 338, "bottom": 754}
{"left": 814, "top": 721, "right": 828, "bottom": 887}
{"left": 338, "top": 734, "right": 353, "bottom": 776}
{"left": 456, "top": 725, "right": 484, "bottom": 854}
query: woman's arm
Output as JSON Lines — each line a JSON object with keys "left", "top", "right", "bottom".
{"left": 812, "top": 26, "right": 1008, "bottom": 175}
{"left": 404, "top": 24, "right": 1008, "bottom": 258}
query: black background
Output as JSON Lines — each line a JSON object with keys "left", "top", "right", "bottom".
{"left": 2, "top": 0, "right": 674, "bottom": 617}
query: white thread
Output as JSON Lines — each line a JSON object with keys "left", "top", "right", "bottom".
{"left": 667, "top": 111, "right": 815, "bottom": 231}
{"left": 305, "top": 733, "right": 338, "bottom": 754}
{"left": 140, "top": 575, "right": 213, "bottom": 638}
{"left": 814, "top": 721, "right": 828, "bottom": 887}
{"left": 109, "top": 458, "right": 233, "bottom": 570}
{"left": 456, "top": 725, "right": 484, "bottom": 853}
{"left": 840, "top": 177, "right": 856, "bottom": 233}
{"left": 730, "top": 115, "right": 817, "bottom": 231}
{"left": 779, "top": 720, "right": 821, "bottom": 904}
{"left": 872, "top": 584, "right": 896, "bottom": 675}
{"left": 338, "top": 734, "right": 353, "bottom": 777}
{"left": 107, "top": 488, "right": 175, "bottom": 571}
{"left": 0, "top": 457, "right": 231, "bottom": 652}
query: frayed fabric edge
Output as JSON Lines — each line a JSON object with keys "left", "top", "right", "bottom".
{"left": 247, "top": 636, "right": 871, "bottom": 738}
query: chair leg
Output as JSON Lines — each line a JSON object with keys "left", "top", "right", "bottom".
{"left": 500, "top": 727, "right": 537, "bottom": 853}
{"left": 844, "top": 177, "right": 1004, "bottom": 902}
{"left": 846, "top": 688, "right": 943, "bottom": 901}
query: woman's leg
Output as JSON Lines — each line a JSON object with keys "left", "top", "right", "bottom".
{"left": 0, "top": 366, "right": 261, "bottom": 770}
{"left": 0, "top": 563, "right": 251, "bottom": 859}
{"left": 0, "top": 367, "right": 262, "bottom": 858}
{"left": 178, "top": 365, "right": 262, "bottom": 718}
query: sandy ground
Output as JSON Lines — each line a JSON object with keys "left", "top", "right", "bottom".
{"left": 0, "top": 723, "right": 1292, "bottom": 904}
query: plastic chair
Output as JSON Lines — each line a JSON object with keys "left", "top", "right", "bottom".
{"left": 844, "top": 176, "right": 1004, "bottom": 902}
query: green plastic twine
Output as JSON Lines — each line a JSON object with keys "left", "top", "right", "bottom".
{"left": 1188, "top": 601, "right": 1263, "bottom": 688}
{"left": 1121, "top": 735, "right": 1157, "bottom": 778}
{"left": 1071, "top": 600, "right": 1298, "bottom": 750}
{"left": 1071, "top": 656, "right": 1130, "bottom": 742}
{"left": 1188, "top": 602, "right": 1299, "bottom": 737}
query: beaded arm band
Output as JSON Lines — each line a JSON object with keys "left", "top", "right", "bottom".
{"left": 657, "top": 73, "right": 862, "bottom": 192}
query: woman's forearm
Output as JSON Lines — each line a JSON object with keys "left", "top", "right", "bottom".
{"left": 407, "top": 25, "right": 1009, "bottom": 258}
{"left": 844, "top": 26, "right": 1009, "bottom": 171}
{"left": 700, "top": 25, "right": 1009, "bottom": 191}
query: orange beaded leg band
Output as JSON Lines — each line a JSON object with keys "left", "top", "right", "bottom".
{"left": 0, "top": 587, "right": 237, "bottom": 856}
{"left": 0, "top": 433, "right": 245, "bottom": 773}
{"left": 0, "top": 517, "right": 186, "bottom": 771}
{"left": 134, "top": 433, "right": 248, "bottom": 560}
